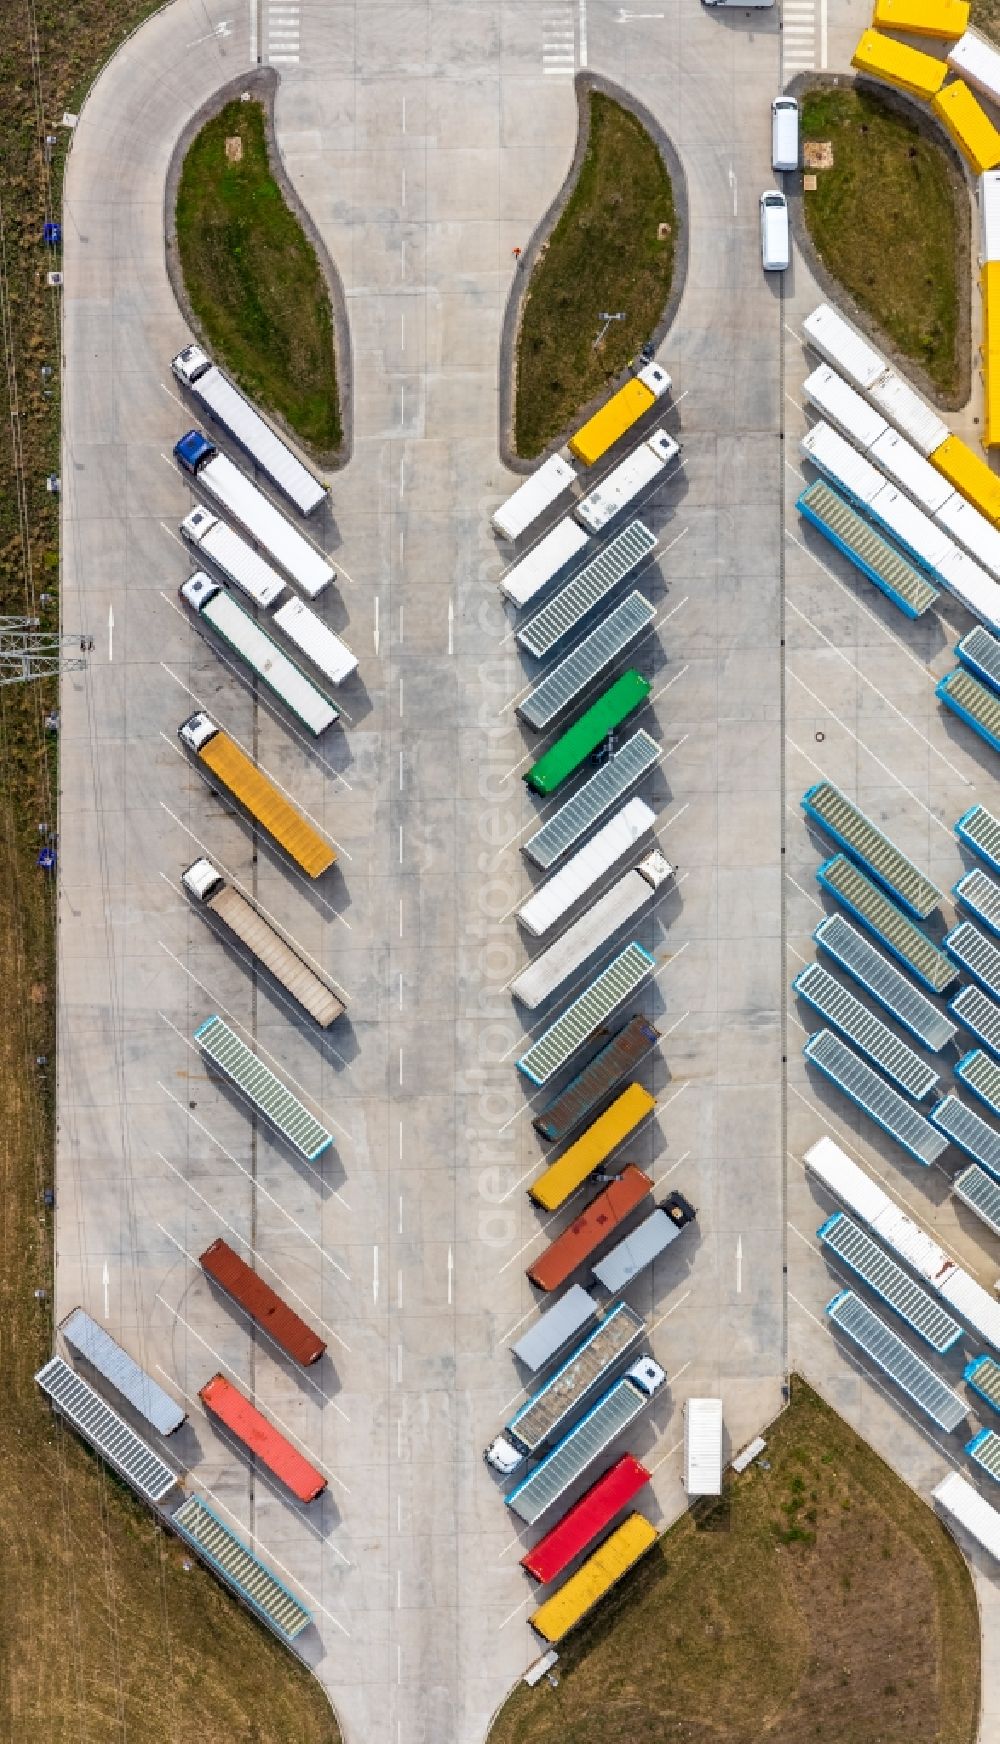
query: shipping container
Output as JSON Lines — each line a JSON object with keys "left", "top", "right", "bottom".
{"left": 872, "top": 0, "right": 969, "bottom": 35}
{"left": 573, "top": 431, "right": 679, "bottom": 534}
{"left": 867, "top": 484, "right": 957, "bottom": 575}
{"left": 518, "top": 799, "right": 657, "bottom": 938}
{"left": 932, "top": 79, "right": 1000, "bottom": 174}
{"left": 533, "top": 1014, "right": 660, "bottom": 1143}
{"left": 956, "top": 800, "right": 1000, "bottom": 872}
{"left": 591, "top": 1192, "right": 697, "bottom": 1292}
{"left": 814, "top": 911, "right": 957, "bottom": 1051}
{"left": 982, "top": 171, "right": 1000, "bottom": 262}
{"left": 803, "top": 1027, "right": 949, "bottom": 1164}
{"left": 180, "top": 505, "right": 286, "bottom": 608}
{"left": 965, "top": 1352, "right": 1000, "bottom": 1411}
{"left": 200, "top": 1238, "right": 326, "bottom": 1365}
{"left": 802, "top": 364, "right": 888, "bottom": 448}
{"left": 517, "top": 521, "right": 658, "bottom": 661}
{"left": 512, "top": 1286, "right": 600, "bottom": 1373}
{"left": 817, "top": 1212, "right": 962, "bottom": 1351}
{"left": 180, "top": 574, "right": 338, "bottom": 737}
{"left": 172, "top": 346, "right": 326, "bottom": 516}
{"left": 36, "top": 1357, "right": 178, "bottom": 1504}
{"left": 529, "top": 1084, "right": 656, "bottom": 1213}
{"left": 951, "top": 980, "right": 1000, "bottom": 1056}
{"left": 272, "top": 595, "right": 357, "bottom": 685}
{"left": 797, "top": 477, "right": 940, "bottom": 619}
{"left": 517, "top": 943, "right": 656, "bottom": 1086}
{"left": 869, "top": 371, "right": 949, "bottom": 456}
{"left": 933, "top": 1469, "right": 1000, "bottom": 1562}
{"left": 966, "top": 1425, "right": 1000, "bottom": 1480}
{"left": 174, "top": 432, "right": 334, "bottom": 597}
{"left": 517, "top": 593, "right": 656, "bottom": 735}
{"left": 869, "top": 426, "right": 956, "bottom": 515}
{"left": 793, "top": 961, "right": 939, "bottom": 1098}
{"left": 194, "top": 1014, "right": 334, "bottom": 1162}
{"left": 568, "top": 364, "right": 671, "bottom": 468}
{"left": 524, "top": 671, "right": 652, "bottom": 796}
{"left": 199, "top": 1373, "right": 327, "bottom": 1502}
{"left": 801, "top": 779, "right": 942, "bottom": 919}
{"left": 171, "top": 1493, "right": 312, "bottom": 1643}
{"left": 505, "top": 1358, "right": 666, "bottom": 1524}
{"left": 182, "top": 858, "right": 343, "bottom": 1027}
{"left": 937, "top": 665, "right": 1000, "bottom": 749}
{"left": 930, "top": 433, "right": 1000, "bottom": 522}
{"left": 826, "top": 1290, "right": 967, "bottom": 1430}
{"left": 529, "top": 1513, "right": 658, "bottom": 1642}
{"left": 512, "top": 853, "right": 671, "bottom": 1009}
{"left": 684, "top": 1397, "right": 724, "bottom": 1497}
{"left": 485, "top": 1302, "right": 645, "bottom": 1473}
{"left": 953, "top": 1160, "right": 1000, "bottom": 1243}
{"left": 937, "top": 543, "right": 1000, "bottom": 626}
{"left": 851, "top": 28, "right": 948, "bottom": 98}
{"left": 499, "top": 518, "right": 591, "bottom": 607}
{"left": 523, "top": 730, "right": 660, "bottom": 872}
{"left": 178, "top": 712, "right": 336, "bottom": 878}
{"left": 493, "top": 454, "right": 577, "bottom": 541}
{"left": 528, "top": 1165, "right": 653, "bottom": 1291}
{"left": 802, "top": 304, "right": 886, "bottom": 391}
{"left": 817, "top": 852, "right": 959, "bottom": 994}
{"left": 520, "top": 1453, "right": 651, "bottom": 1582}
{"left": 800, "top": 420, "right": 886, "bottom": 507}
{"left": 60, "top": 1308, "right": 186, "bottom": 1436}
{"left": 949, "top": 27, "right": 1000, "bottom": 106}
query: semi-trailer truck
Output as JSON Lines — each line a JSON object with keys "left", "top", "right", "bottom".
{"left": 180, "top": 505, "right": 287, "bottom": 608}
{"left": 178, "top": 712, "right": 336, "bottom": 878}
{"left": 512, "top": 852, "right": 672, "bottom": 1008}
{"left": 568, "top": 364, "right": 672, "bottom": 468}
{"left": 484, "top": 1302, "right": 645, "bottom": 1475}
{"left": 174, "top": 430, "right": 334, "bottom": 597}
{"left": 181, "top": 857, "right": 345, "bottom": 1028}
{"left": 527, "top": 1166, "right": 653, "bottom": 1292}
{"left": 60, "top": 1308, "right": 186, "bottom": 1436}
{"left": 199, "top": 1238, "right": 326, "bottom": 1365}
{"left": 573, "top": 430, "right": 679, "bottom": 534}
{"left": 171, "top": 343, "right": 327, "bottom": 516}
{"left": 180, "top": 573, "right": 339, "bottom": 737}
{"left": 199, "top": 1373, "right": 327, "bottom": 1502}
{"left": 517, "top": 799, "right": 657, "bottom": 939}
{"left": 591, "top": 1192, "right": 697, "bottom": 1293}
{"left": 272, "top": 594, "right": 357, "bottom": 686}
{"left": 505, "top": 1356, "right": 666, "bottom": 1524}
{"left": 523, "top": 671, "right": 653, "bottom": 796}
{"left": 499, "top": 517, "right": 590, "bottom": 607}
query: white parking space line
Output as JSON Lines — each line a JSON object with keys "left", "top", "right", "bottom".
{"left": 785, "top": 694, "right": 954, "bottom": 839}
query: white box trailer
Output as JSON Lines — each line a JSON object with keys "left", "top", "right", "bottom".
{"left": 803, "top": 364, "right": 888, "bottom": 449}
{"left": 493, "top": 454, "right": 577, "bottom": 541}
{"left": 936, "top": 492, "right": 1000, "bottom": 581}
{"left": 591, "top": 1192, "right": 697, "bottom": 1293}
{"left": 180, "top": 505, "right": 286, "bottom": 609}
{"left": 949, "top": 28, "right": 1000, "bottom": 107}
{"left": 180, "top": 572, "right": 338, "bottom": 736}
{"left": 181, "top": 857, "right": 345, "bottom": 1027}
{"left": 802, "top": 304, "right": 887, "bottom": 391}
{"left": 518, "top": 798, "right": 657, "bottom": 938}
{"left": 574, "top": 430, "right": 679, "bottom": 535}
{"left": 800, "top": 421, "right": 885, "bottom": 507}
{"left": 934, "top": 1469, "right": 1000, "bottom": 1561}
{"left": 937, "top": 547, "right": 1000, "bottom": 628}
{"left": 868, "top": 428, "right": 956, "bottom": 516}
{"left": 172, "top": 344, "right": 327, "bottom": 516}
{"left": 867, "top": 484, "right": 956, "bottom": 574}
{"left": 175, "top": 433, "right": 334, "bottom": 597}
{"left": 981, "top": 171, "right": 1000, "bottom": 264}
{"left": 684, "top": 1397, "right": 724, "bottom": 1497}
{"left": 500, "top": 518, "right": 590, "bottom": 607}
{"left": 60, "top": 1307, "right": 186, "bottom": 1436}
{"left": 512, "top": 851, "right": 672, "bottom": 1008}
{"left": 868, "top": 369, "right": 948, "bottom": 458}
{"left": 511, "top": 1286, "right": 600, "bottom": 1374}
{"left": 272, "top": 594, "right": 357, "bottom": 685}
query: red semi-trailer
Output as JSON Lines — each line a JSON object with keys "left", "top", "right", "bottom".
{"left": 200, "top": 1238, "right": 326, "bottom": 1366}
{"left": 520, "top": 1453, "right": 652, "bottom": 1583}
{"left": 199, "top": 1373, "right": 327, "bottom": 1502}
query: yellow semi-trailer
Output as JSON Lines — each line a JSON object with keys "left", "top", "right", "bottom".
{"left": 851, "top": 29, "right": 948, "bottom": 98}
{"left": 528, "top": 1083, "right": 656, "bottom": 1212}
{"left": 567, "top": 364, "right": 671, "bottom": 467}
{"left": 931, "top": 80, "right": 1000, "bottom": 173}
{"left": 930, "top": 432, "right": 1000, "bottom": 517}
{"left": 872, "top": 0, "right": 969, "bottom": 35}
{"left": 178, "top": 712, "right": 336, "bottom": 878}
{"left": 529, "top": 1513, "right": 659, "bottom": 1643}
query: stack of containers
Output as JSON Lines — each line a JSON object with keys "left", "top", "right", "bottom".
{"left": 982, "top": 171, "right": 1000, "bottom": 448}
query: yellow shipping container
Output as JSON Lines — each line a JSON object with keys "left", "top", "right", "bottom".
{"left": 530, "top": 1514, "right": 658, "bottom": 1644}
{"left": 930, "top": 432, "right": 1000, "bottom": 520}
{"left": 872, "top": 0, "right": 968, "bottom": 36}
{"left": 851, "top": 28, "right": 948, "bottom": 98}
{"left": 199, "top": 731, "right": 336, "bottom": 878}
{"left": 568, "top": 378, "right": 656, "bottom": 467}
{"left": 983, "top": 262, "right": 1000, "bottom": 357}
{"left": 529, "top": 1083, "right": 656, "bottom": 1211}
{"left": 984, "top": 358, "right": 1000, "bottom": 448}
{"left": 931, "top": 81, "right": 1000, "bottom": 173}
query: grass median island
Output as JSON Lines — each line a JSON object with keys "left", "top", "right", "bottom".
{"left": 0, "top": 7, "right": 339, "bottom": 1741}
{"left": 801, "top": 86, "right": 962, "bottom": 395}
{"left": 175, "top": 99, "right": 341, "bottom": 455}
{"left": 488, "top": 1377, "right": 979, "bottom": 1744}
{"left": 514, "top": 92, "right": 676, "bottom": 458}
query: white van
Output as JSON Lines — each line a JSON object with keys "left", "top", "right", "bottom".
{"left": 704, "top": 0, "right": 774, "bottom": 8}
{"left": 760, "top": 190, "right": 790, "bottom": 272}
{"left": 771, "top": 96, "right": 799, "bottom": 172}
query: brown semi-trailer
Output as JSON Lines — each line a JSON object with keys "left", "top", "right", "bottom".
{"left": 200, "top": 1238, "right": 326, "bottom": 1366}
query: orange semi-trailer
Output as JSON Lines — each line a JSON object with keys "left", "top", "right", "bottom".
{"left": 199, "top": 1374, "right": 327, "bottom": 1502}
{"left": 178, "top": 712, "right": 336, "bottom": 878}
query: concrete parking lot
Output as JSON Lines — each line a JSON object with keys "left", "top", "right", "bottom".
{"left": 55, "top": 0, "right": 1000, "bottom": 1740}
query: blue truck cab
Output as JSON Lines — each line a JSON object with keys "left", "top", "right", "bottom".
{"left": 174, "top": 429, "right": 216, "bottom": 475}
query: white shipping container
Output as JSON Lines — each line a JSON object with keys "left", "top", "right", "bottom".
{"left": 800, "top": 421, "right": 885, "bottom": 506}
{"left": 936, "top": 547, "right": 1000, "bottom": 627}
{"left": 803, "top": 1136, "right": 893, "bottom": 1224}
{"left": 180, "top": 506, "right": 286, "bottom": 608}
{"left": 981, "top": 171, "right": 1000, "bottom": 264}
{"left": 511, "top": 853, "right": 670, "bottom": 1009}
{"left": 938, "top": 1267, "right": 1000, "bottom": 1350}
{"left": 867, "top": 483, "right": 956, "bottom": 570}
{"left": 273, "top": 595, "right": 357, "bottom": 684}
{"left": 803, "top": 364, "right": 888, "bottom": 449}
{"left": 935, "top": 492, "right": 1000, "bottom": 581}
{"left": 492, "top": 454, "right": 577, "bottom": 541}
{"left": 948, "top": 29, "right": 1000, "bottom": 107}
{"left": 181, "top": 574, "right": 338, "bottom": 736}
{"left": 500, "top": 518, "right": 590, "bottom": 607}
{"left": 869, "top": 428, "right": 955, "bottom": 516}
{"left": 934, "top": 1470, "right": 1000, "bottom": 1562}
{"left": 173, "top": 346, "right": 327, "bottom": 516}
{"left": 684, "top": 1398, "right": 724, "bottom": 1497}
{"left": 574, "top": 430, "right": 679, "bottom": 534}
{"left": 197, "top": 452, "right": 335, "bottom": 597}
{"left": 868, "top": 369, "right": 948, "bottom": 457}
{"left": 517, "top": 798, "right": 657, "bottom": 938}
{"left": 61, "top": 1307, "right": 186, "bottom": 1436}
{"left": 802, "top": 304, "right": 886, "bottom": 391}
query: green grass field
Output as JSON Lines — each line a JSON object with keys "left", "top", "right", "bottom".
{"left": 514, "top": 92, "right": 676, "bottom": 458}
{"left": 801, "top": 86, "right": 962, "bottom": 395}
{"left": 175, "top": 99, "right": 341, "bottom": 455}
{"left": 488, "top": 1378, "right": 979, "bottom": 1744}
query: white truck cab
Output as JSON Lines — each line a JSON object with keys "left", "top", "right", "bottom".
{"left": 178, "top": 711, "right": 219, "bottom": 754}
{"left": 171, "top": 344, "right": 212, "bottom": 387}
{"left": 181, "top": 857, "right": 225, "bottom": 902}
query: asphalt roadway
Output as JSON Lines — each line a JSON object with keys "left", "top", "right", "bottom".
{"left": 55, "top": 0, "right": 1000, "bottom": 1740}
